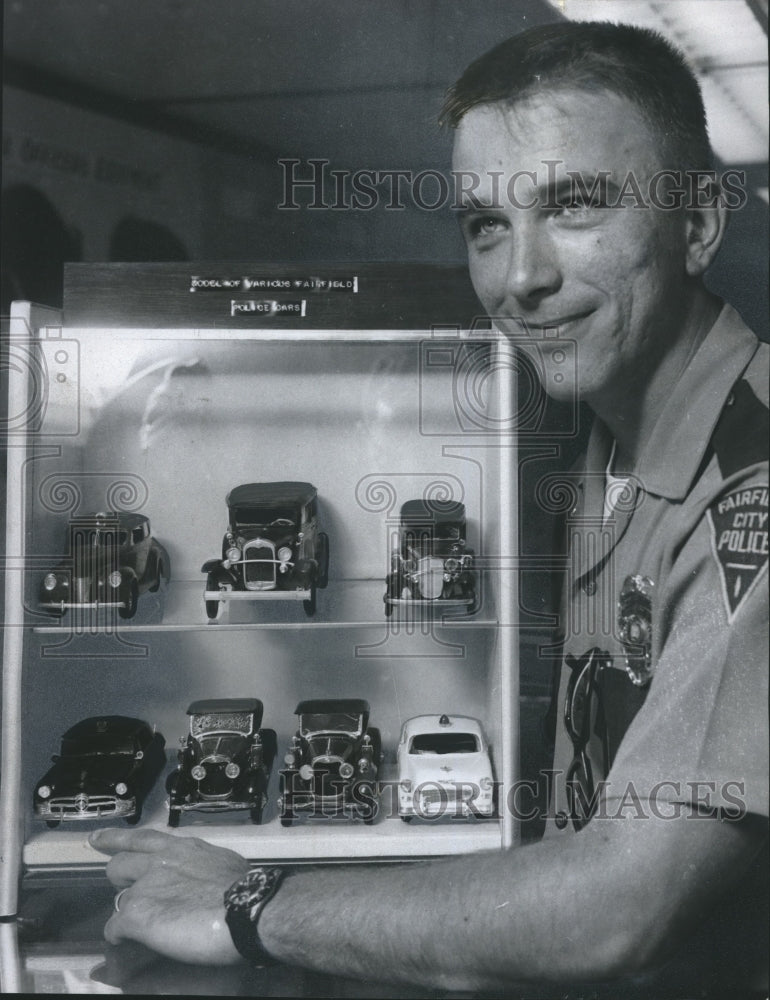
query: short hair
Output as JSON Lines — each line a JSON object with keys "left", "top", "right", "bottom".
{"left": 440, "top": 21, "right": 712, "bottom": 171}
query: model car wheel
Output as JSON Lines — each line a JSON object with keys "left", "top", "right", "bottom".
{"left": 125, "top": 803, "right": 142, "bottom": 825}
{"left": 303, "top": 585, "right": 316, "bottom": 617}
{"left": 205, "top": 572, "right": 222, "bottom": 621}
{"left": 250, "top": 800, "right": 264, "bottom": 825}
{"left": 384, "top": 573, "right": 400, "bottom": 617}
{"left": 317, "top": 531, "right": 330, "bottom": 589}
{"left": 280, "top": 801, "right": 294, "bottom": 827}
{"left": 45, "top": 820, "right": 61, "bottom": 829}
{"left": 167, "top": 807, "right": 180, "bottom": 828}
{"left": 149, "top": 559, "right": 166, "bottom": 593}
{"left": 400, "top": 815, "right": 413, "bottom": 824}
{"left": 119, "top": 579, "right": 139, "bottom": 620}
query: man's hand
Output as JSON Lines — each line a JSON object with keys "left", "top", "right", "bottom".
{"left": 89, "top": 828, "right": 250, "bottom": 966}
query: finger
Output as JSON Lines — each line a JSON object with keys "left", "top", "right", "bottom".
{"left": 103, "top": 908, "right": 132, "bottom": 946}
{"left": 104, "top": 851, "right": 155, "bottom": 887}
{"left": 89, "top": 827, "right": 178, "bottom": 856}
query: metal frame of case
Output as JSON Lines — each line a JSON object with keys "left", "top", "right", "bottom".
{"left": 0, "top": 295, "right": 519, "bottom": 992}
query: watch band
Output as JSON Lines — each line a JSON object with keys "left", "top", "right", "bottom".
{"left": 224, "top": 866, "right": 286, "bottom": 966}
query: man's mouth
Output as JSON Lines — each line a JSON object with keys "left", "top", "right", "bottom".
{"left": 523, "top": 312, "right": 593, "bottom": 335}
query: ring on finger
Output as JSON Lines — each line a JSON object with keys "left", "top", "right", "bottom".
{"left": 114, "top": 888, "right": 128, "bottom": 914}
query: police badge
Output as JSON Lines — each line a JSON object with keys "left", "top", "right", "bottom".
{"left": 617, "top": 574, "right": 655, "bottom": 686}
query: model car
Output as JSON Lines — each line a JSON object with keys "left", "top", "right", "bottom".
{"left": 278, "top": 699, "right": 380, "bottom": 825}
{"left": 202, "top": 481, "right": 329, "bottom": 619}
{"left": 384, "top": 499, "right": 476, "bottom": 616}
{"left": 396, "top": 713, "right": 495, "bottom": 821}
{"left": 166, "top": 699, "right": 277, "bottom": 826}
{"left": 38, "top": 511, "right": 170, "bottom": 620}
{"left": 33, "top": 715, "right": 166, "bottom": 828}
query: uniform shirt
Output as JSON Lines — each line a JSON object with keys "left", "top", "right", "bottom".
{"left": 545, "top": 303, "right": 768, "bottom": 990}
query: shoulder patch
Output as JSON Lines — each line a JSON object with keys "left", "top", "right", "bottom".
{"left": 707, "top": 484, "right": 768, "bottom": 621}
{"left": 711, "top": 379, "right": 769, "bottom": 480}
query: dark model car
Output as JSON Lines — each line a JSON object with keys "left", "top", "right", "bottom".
{"left": 202, "top": 482, "right": 329, "bottom": 619}
{"left": 33, "top": 715, "right": 166, "bottom": 828}
{"left": 39, "top": 511, "right": 170, "bottom": 620}
{"left": 278, "top": 699, "right": 381, "bottom": 826}
{"left": 166, "top": 699, "right": 277, "bottom": 826}
{"left": 384, "top": 499, "right": 476, "bottom": 616}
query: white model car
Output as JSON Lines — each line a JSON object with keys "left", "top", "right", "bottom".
{"left": 396, "top": 714, "right": 495, "bottom": 821}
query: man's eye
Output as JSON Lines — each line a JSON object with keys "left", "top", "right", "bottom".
{"left": 552, "top": 198, "right": 606, "bottom": 220}
{"left": 468, "top": 216, "right": 505, "bottom": 238}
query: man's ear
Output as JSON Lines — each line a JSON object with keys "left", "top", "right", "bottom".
{"left": 684, "top": 186, "right": 729, "bottom": 277}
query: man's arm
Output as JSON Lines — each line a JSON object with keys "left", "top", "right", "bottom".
{"left": 91, "top": 808, "right": 766, "bottom": 991}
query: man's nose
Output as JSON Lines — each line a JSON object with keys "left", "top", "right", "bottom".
{"left": 504, "top": 223, "right": 562, "bottom": 307}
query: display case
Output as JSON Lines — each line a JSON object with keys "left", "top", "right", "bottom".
{"left": 1, "top": 264, "right": 520, "bottom": 990}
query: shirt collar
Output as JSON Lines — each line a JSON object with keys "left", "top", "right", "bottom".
{"left": 584, "top": 303, "right": 760, "bottom": 501}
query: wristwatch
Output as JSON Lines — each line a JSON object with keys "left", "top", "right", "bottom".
{"left": 223, "top": 866, "right": 286, "bottom": 966}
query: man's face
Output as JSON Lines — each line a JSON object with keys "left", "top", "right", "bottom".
{"left": 452, "top": 88, "right": 690, "bottom": 406}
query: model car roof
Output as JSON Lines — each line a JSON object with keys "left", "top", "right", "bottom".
{"left": 295, "top": 698, "right": 370, "bottom": 716}
{"left": 401, "top": 714, "right": 484, "bottom": 737}
{"left": 186, "top": 698, "right": 263, "bottom": 715}
{"left": 227, "top": 482, "right": 317, "bottom": 508}
{"left": 61, "top": 715, "right": 152, "bottom": 741}
{"left": 69, "top": 511, "right": 149, "bottom": 530}
{"left": 400, "top": 499, "right": 465, "bottom": 524}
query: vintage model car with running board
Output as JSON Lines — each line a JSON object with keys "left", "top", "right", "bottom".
{"left": 166, "top": 698, "right": 277, "bottom": 825}
{"left": 278, "top": 699, "right": 381, "bottom": 825}
{"left": 202, "top": 482, "right": 329, "bottom": 619}
{"left": 384, "top": 499, "right": 476, "bottom": 616}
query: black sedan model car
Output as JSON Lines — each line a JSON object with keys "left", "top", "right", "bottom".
{"left": 384, "top": 499, "right": 476, "bottom": 616}
{"left": 39, "top": 511, "right": 170, "bottom": 620}
{"left": 202, "top": 482, "right": 329, "bottom": 619}
{"left": 279, "top": 699, "right": 381, "bottom": 826}
{"left": 33, "top": 715, "right": 166, "bottom": 828}
{"left": 166, "top": 699, "right": 277, "bottom": 826}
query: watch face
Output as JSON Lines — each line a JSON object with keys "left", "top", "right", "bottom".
{"left": 225, "top": 867, "right": 283, "bottom": 915}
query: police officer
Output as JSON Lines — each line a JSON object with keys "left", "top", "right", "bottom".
{"left": 91, "top": 21, "right": 768, "bottom": 995}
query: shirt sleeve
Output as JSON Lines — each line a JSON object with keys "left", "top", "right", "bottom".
{"left": 603, "top": 466, "right": 769, "bottom": 819}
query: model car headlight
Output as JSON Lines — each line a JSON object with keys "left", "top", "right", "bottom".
{"left": 357, "top": 758, "right": 370, "bottom": 773}
{"left": 480, "top": 776, "right": 494, "bottom": 791}
{"left": 37, "top": 785, "right": 51, "bottom": 799}
{"left": 444, "top": 557, "right": 459, "bottom": 573}
{"left": 284, "top": 752, "right": 296, "bottom": 767}
{"left": 225, "top": 762, "right": 240, "bottom": 779}
{"left": 339, "top": 762, "right": 354, "bottom": 779}
{"left": 226, "top": 546, "right": 242, "bottom": 563}
{"left": 299, "top": 764, "right": 314, "bottom": 782}
{"left": 115, "top": 782, "right": 128, "bottom": 796}
{"left": 43, "top": 573, "right": 58, "bottom": 591}
{"left": 108, "top": 570, "right": 122, "bottom": 588}
{"left": 191, "top": 764, "right": 206, "bottom": 781}
{"left": 277, "top": 546, "right": 292, "bottom": 563}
